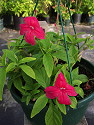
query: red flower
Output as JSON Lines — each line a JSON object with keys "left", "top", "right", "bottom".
{"left": 71, "top": 0, "right": 75, "bottom": 2}
{"left": 44, "top": 72, "right": 77, "bottom": 105}
{"left": 20, "top": 17, "right": 45, "bottom": 45}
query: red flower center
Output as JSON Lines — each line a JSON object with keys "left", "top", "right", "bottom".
{"left": 30, "top": 26, "right": 34, "bottom": 29}
{"left": 60, "top": 87, "right": 66, "bottom": 90}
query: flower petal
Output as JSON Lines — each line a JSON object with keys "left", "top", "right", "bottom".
{"left": 24, "top": 17, "right": 40, "bottom": 28}
{"left": 65, "top": 84, "right": 78, "bottom": 96}
{"left": 44, "top": 86, "right": 60, "bottom": 99}
{"left": 34, "top": 27, "right": 45, "bottom": 39}
{"left": 54, "top": 72, "right": 68, "bottom": 88}
{"left": 25, "top": 31, "right": 36, "bottom": 45}
{"left": 57, "top": 93, "right": 71, "bottom": 105}
{"left": 20, "top": 24, "right": 30, "bottom": 35}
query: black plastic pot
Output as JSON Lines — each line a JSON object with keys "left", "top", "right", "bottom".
{"left": 10, "top": 58, "right": 94, "bottom": 125}
{"left": 81, "top": 13, "right": 89, "bottom": 23}
{"left": 87, "top": 15, "right": 94, "bottom": 24}
{"left": 37, "top": 14, "right": 50, "bottom": 24}
{"left": 64, "top": 20, "right": 70, "bottom": 27}
{"left": 3, "top": 13, "right": 12, "bottom": 27}
{"left": 13, "top": 15, "right": 24, "bottom": 30}
{"left": 72, "top": 13, "right": 82, "bottom": 24}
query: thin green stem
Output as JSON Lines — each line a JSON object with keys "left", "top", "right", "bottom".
{"left": 57, "top": 0, "right": 72, "bottom": 85}
{"left": 38, "top": 42, "right": 44, "bottom": 55}
{"left": 20, "top": 35, "right": 24, "bottom": 43}
{"left": 65, "top": 0, "right": 79, "bottom": 49}
{"left": 32, "top": 0, "right": 38, "bottom": 16}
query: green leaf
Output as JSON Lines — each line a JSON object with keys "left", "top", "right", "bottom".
{"left": 31, "top": 90, "right": 40, "bottom": 96}
{"left": 14, "top": 78, "right": 24, "bottom": 93}
{"left": 72, "top": 68, "right": 79, "bottom": 80}
{"left": 46, "top": 32, "right": 60, "bottom": 42}
{"left": 76, "top": 38, "right": 85, "bottom": 43}
{"left": 34, "top": 67, "right": 50, "bottom": 88}
{"left": 39, "top": 38, "right": 51, "bottom": 52}
{"left": 52, "top": 49, "right": 75, "bottom": 64}
{"left": 61, "top": 64, "right": 68, "bottom": 73}
{"left": 68, "top": 46, "right": 78, "bottom": 61}
{"left": 26, "top": 95, "right": 32, "bottom": 105}
{"left": 22, "top": 82, "right": 33, "bottom": 90}
{"left": 45, "top": 104, "right": 62, "bottom": 125}
{"left": 6, "top": 62, "right": 16, "bottom": 72}
{"left": 2, "top": 51, "right": 6, "bottom": 66}
{"left": 56, "top": 100, "right": 66, "bottom": 115}
{"left": 72, "top": 80, "right": 82, "bottom": 86}
{"left": 19, "top": 65, "right": 35, "bottom": 79}
{"left": 7, "top": 80, "right": 12, "bottom": 90}
{"left": 72, "top": 68, "right": 78, "bottom": 77}
{"left": 5, "top": 50, "right": 18, "bottom": 62}
{"left": 51, "top": 44, "right": 63, "bottom": 51}
{"left": 72, "top": 68, "right": 88, "bottom": 83}
{"left": 22, "top": 72, "right": 41, "bottom": 91}
{"left": 70, "top": 97, "right": 77, "bottom": 108}
{"left": 77, "top": 74, "right": 88, "bottom": 83}
{"left": 66, "top": 33, "right": 75, "bottom": 42}
{"left": 10, "top": 42, "right": 17, "bottom": 47}
{"left": 0, "top": 67, "right": 6, "bottom": 100}
{"left": 31, "top": 94, "right": 48, "bottom": 118}
{"left": 0, "top": 63, "right": 4, "bottom": 66}
{"left": 43, "top": 54, "right": 54, "bottom": 77}
{"left": 22, "top": 71, "right": 33, "bottom": 85}
{"left": 21, "top": 95, "right": 27, "bottom": 102}
{"left": 28, "top": 53, "right": 43, "bottom": 68}
{"left": 61, "top": 64, "right": 70, "bottom": 83}
{"left": 52, "top": 50, "right": 67, "bottom": 62}
{"left": 19, "top": 57, "right": 36, "bottom": 64}
{"left": 75, "top": 87, "right": 84, "bottom": 98}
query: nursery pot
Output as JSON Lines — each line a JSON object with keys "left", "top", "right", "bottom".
{"left": 3, "top": 13, "right": 12, "bottom": 27}
{"left": 81, "top": 13, "right": 89, "bottom": 23}
{"left": 87, "top": 15, "right": 94, "bottom": 24}
{"left": 13, "top": 15, "right": 24, "bottom": 30}
{"left": 10, "top": 58, "right": 94, "bottom": 125}
{"left": 64, "top": 20, "right": 70, "bottom": 26}
{"left": 0, "top": 18, "right": 4, "bottom": 31}
{"left": 72, "top": 13, "right": 82, "bottom": 24}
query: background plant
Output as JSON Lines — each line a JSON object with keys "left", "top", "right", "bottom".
{"left": 6, "top": 0, "right": 35, "bottom": 17}
{"left": 81, "top": 0, "right": 94, "bottom": 15}
{"left": 71, "top": 0, "right": 83, "bottom": 14}
{"left": 53, "top": 0, "right": 75, "bottom": 23}
{"left": 6, "top": 0, "right": 53, "bottom": 17}
{"left": 0, "top": 0, "right": 8, "bottom": 18}
{"left": 36, "top": 0, "right": 53, "bottom": 17}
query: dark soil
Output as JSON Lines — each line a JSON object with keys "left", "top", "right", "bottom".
{"left": 78, "top": 63, "right": 94, "bottom": 99}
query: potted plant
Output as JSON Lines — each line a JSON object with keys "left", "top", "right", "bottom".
{"left": 6, "top": 0, "right": 53, "bottom": 29}
{"left": 2, "top": 0, "right": 12, "bottom": 27}
{"left": 7, "top": 0, "right": 35, "bottom": 30}
{"left": 87, "top": 2, "right": 94, "bottom": 24}
{"left": 36, "top": 0, "right": 53, "bottom": 23}
{"left": 53, "top": 2, "right": 75, "bottom": 26}
{"left": 60, "top": 6, "right": 75, "bottom": 26}
{"left": 81, "top": 0, "right": 94, "bottom": 24}
{"left": 71, "top": 0, "right": 83, "bottom": 24}
{"left": 0, "top": 15, "right": 94, "bottom": 125}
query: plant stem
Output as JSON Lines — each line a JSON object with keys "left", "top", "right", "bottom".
{"left": 57, "top": 0, "right": 73, "bottom": 85}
